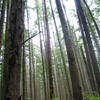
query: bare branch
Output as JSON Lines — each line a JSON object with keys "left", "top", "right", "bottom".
{"left": 22, "top": 31, "right": 41, "bottom": 45}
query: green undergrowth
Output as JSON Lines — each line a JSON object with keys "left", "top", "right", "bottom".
{"left": 83, "top": 91, "right": 100, "bottom": 100}
{"left": 86, "top": 96, "right": 100, "bottom": 100}
{"left": 51, "top": 97, "right": 59, "bottom": 100}
{"left": 24, "top": 97, "right": 59, "bottom": 100}
{"left": 25, "top": 97, "right": 31, "bottom": 100}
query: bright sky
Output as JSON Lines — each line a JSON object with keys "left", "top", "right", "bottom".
{"left": 25, "top": 0, "right": 98, "bottom": 46}
{"left": 25, "top": 0, "right": 76, "bottom": 46}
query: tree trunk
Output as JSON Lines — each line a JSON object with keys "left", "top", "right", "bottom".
{"left": 74, "top": 0, "right": 100, "bottom": 94}
{"left": 83, "top": 0, "right": 100, "bottom": 38}
{"left": 31, "top": 43, "right": 36, "bottom": 100}
{"left": 85, "top": 11, "right": 100, "bottom": 57}
{"left": 43, "top": 0, "right": 54, "bottom": 99}
{"left": 77, "top": 10, "right": 98, "bottom": 92}
{"left": 56, "top": 0, "right": 83, "bottom": 100}
{"left": 0, "top": 0, "right": 6, "bottom": 50}
{"left": 26, "top": 2, "right": 33, "bottom": 99}
{"left": 49, "top": 1, "right": 73, "bottom": 99}
{"left": 22, "top": 31, "right": 28, "bottom": 100}
{"left": 0, "top": 0, "right": 10, "bottom": 99}
{"left": 35, "top": 0, "right": 47, "bottom": 99}
{"left": 2, "top": 0, "right": 25, "bottom": 99}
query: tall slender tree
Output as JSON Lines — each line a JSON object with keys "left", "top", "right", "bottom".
{"left": 35, "top": 0, "right": 47, "bottom": 100}
{"left": 83, "top": 0, "right": 100, "bottom": 38}
{"left": 56, "top": 0, "right": 83, "bottom": 100}
{"left": 49, "top": 1, "right": 73, "bottom": 99}
{"left": 84, "top": 10, "right": 100, "bottom": 57}
{"left": 74, "top": 0, "right": 100, "bottom": 94}
{"left": 26, "top": 3, "right": 33, "bottom": 99}
{"left": 43, "top": 0, "right": 54, "bottom": 99}
{"left": 77, "top": 10, "right": 98, "bottom": 92}
{"left": 0, "top": 0, "right": 6, "bottom": 50}
{"left": 22, "top": 29, "right": 28, "bottom": 100}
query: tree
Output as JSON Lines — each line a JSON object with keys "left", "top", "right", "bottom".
{"left": 49, "top": 0, "right": 73, "bottom": 99}
{"left": 56, "top": 0, "right": 83, "bottom": 100}
{"left": 43, "top": 0, "right": 54, "bottom": 99}
{"left": 0, "top": 0, "right": 6, "bottom": 50}
{"left": 26, "top": 3, "right": 33, "bottom": 99}
{"left": 35, "top": 0, "right": 47, "bottom": 100}
{"left": 74, "top": 0, "right": 100, "bottom": 94}
{"left": 2, "top": 0, "right": 25, "bottom": 99}
{"left": 83, "top": 0, "right": 100, "bottom": 39}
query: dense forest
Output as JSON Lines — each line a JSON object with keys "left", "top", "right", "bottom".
{"left": 0, "top": 0, "right": 100, "bottom": 100}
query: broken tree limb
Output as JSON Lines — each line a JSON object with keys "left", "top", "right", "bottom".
{"left": 22, "top": 31, "right": 41, "bottom": 45}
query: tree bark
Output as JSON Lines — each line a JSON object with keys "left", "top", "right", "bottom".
{"left": 43, "top": 0, "right": 54, "bottom": 99}
{"left": 84, "top": 11, "right": 100, "bottom": 57}
{"left": 83, "top": 0, "right": 100, "bottom": 39}
{"left": 26, "top": 7, "right": 33, "bottom": 100}
{"left": 78, "top": 11, "right": 98, "bottom": 92}
{"left": 74, "top": 0, "right": 100, "bottom": 94}
{"left": 31, "top": 43, "right": 36, "bottom": 100}
{"left": 56, "top": 0, "right": 83, "bottom": 100}
{"left": 35, "top": 0, "right": 47, "bottom": 99}
{"left": 49, "top": 1, "right": 73, "bottom": 99}
{"left": 0, "top": 0, "right": 6, "bottom": 50}
{"left": 22, "top": 30, "right": 28, "bottom": 100}
{"left": 2, "top": 0, "right": 25, "bottom": 100}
